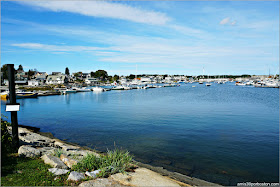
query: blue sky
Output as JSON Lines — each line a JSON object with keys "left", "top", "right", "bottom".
{"left": 1, "top": 1, "right": 279, "bottom": 76}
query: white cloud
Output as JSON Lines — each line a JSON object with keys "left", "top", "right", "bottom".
{"left": 19, "top": 1, "right": 171, "bottom": 25}
{"left": 11, "top": 43, "right": 104, "bottom": 52}
{"left": 220, "top": 17, "right": 230, "bottom": 25}
{"left": 231, "top": 21, "right": 236, "bottom": 25}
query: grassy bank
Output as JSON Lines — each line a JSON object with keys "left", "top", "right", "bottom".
{"left": 1, "top": 118, "right": 134, "bottom": 186}
{"left": 1, "top": 154, "right": 74, "bottom": 186}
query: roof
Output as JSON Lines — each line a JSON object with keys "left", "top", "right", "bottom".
{"left": 15, "top": 81, "right": 27, "bottom": 84}
{"left": 46, "top": 74, "right": 66, "bottom": 81}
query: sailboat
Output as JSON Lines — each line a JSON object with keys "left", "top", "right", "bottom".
{"left": 199, "top": 67, "right": 205, "bottom": 84}
{"left": 205, "top": 75, "right": 211, "bottom": 86}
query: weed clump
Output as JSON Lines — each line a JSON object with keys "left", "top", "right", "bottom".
{"left": 72, "top": 149, "right": 133, "bottom": 177}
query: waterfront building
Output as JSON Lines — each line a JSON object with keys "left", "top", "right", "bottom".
{"left": 46, "top": 73, "right": 68, "bottom": 84}
{"left": 16, "top": 72, "right": 28, "bottom": 81}
{"left": 35, "top": 72, "right": 48, "bottom": 78}
{"left": 28, "top": 79, "right": 39, "bottom": 86}
{"left": 85, "top": 77, "right": 99, "bottom": 85}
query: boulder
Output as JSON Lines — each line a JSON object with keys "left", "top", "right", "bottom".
{"left": 67, "top": 171, "right": 85, "bottom": 181}
{"left": 37, "top": 147, "right": 56, "bottom": 156}
{"left": 85, "top": 170, "right": 100, "bottom": 179}
{"left": 41, "top": 154, "right": 68, "bottom": 169}
{"left": 54, "top": 141, "right": 65, "bottom": 148}
{"left": 19, "top": 132, "right": 54, "bottom": 146}
{"left": 60, "top": 154, "right": 78, "bottom": 168}
{"left": 79, "top": 178, "right": 123, "bottom": 187}
{"left": 18, "top": 145, "right": 40, "bottom": 158}
{"left": 110, "top": 168, "right": 181, "bottom": 186}
{"left": 48, "top": 168, "right": 69, "bottom": 176}
{"left": 61, "top": 145, "right": 80, "bottom": 152}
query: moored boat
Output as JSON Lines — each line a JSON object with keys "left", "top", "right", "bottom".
{"left": 92, "top": 87, "right": 105, "bottom": 92}
{"left": 111, "top": 86, "right": 125, "bottom": 90}
{"left": 76, "top": 87, "right": 91, "bottom": 92}
{"left": 16, "top": 92, "right": 38, "bottom": 99}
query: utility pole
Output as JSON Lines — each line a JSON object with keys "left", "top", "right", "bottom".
{"left": 7, "top": 64, "right": 19, "bottom": 150}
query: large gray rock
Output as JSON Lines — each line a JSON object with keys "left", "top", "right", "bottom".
{"left": 61, "top": 145, "right": 80, "bottom": 152}
{"left": 18, "top": 145, "right": 40, "bottom": 158}
{"left": 19, "top": 132, "right": 55, "bottom": 147}
{"left": 79, "top": 178, "right": 124, "bottom": 187}
{"left": 85, "top": 170, "right": 100, "bottom": 179}
{"left": 54, "top": 141, "right": 65, "bottom": 148}
{"left": 48, "top": 168, "right": 69, "bottom": 176}
{"left": 60, "top": 154, "right": 78, "bottom": 169}
{"left": 41, "top": 154, "right": 68, "bottom": 169}
{"left": 67, "top": 171, "right": 85, "bottom": 181}
{"left": 37, "top": 147, "right": 56, "bottom": 155}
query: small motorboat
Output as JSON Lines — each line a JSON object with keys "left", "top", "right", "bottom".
{"left": 111, "top": 86, "right": 124, "bottom": 90}
{"left": 1, "top": 91, "right": 9, "bottom": 100}
{"left": 77, "top": 87, "right": 91, "bottom": 92}
{"left": 16, "top": 92, "right": 38, "bottom": 99}
{"left": 92, "top": 87, "right": 105, "bottom": 92}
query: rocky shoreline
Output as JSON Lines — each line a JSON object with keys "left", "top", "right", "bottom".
{"left": 9, "top": 125, "right": 220, "bottom": 186}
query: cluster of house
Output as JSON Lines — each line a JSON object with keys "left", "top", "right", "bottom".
{"left": 2, "top": 69, "right": 191, "bottom": 86}
{"left": 3, "top": 71, "right": 101, "bottom": 87}
{"left": 4, "top": 69, "right": 272, "bottom": 87}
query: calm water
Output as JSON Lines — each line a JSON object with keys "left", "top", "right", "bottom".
{"left": 1, "top": 83, "right": 279, "bottom": 185}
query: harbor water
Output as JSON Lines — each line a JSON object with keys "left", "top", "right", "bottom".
{"left": 1, "top": 83, "right": 279, "bottom": 185}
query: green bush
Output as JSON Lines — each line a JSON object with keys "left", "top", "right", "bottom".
{"left": 53, "top": 148, "right": 66, "bottom": 158}
{"left": 1, "top": 117, "right": 15, "bottom": 157}
{"left": 72, "top": 149, "right": 133, "bottom": 177}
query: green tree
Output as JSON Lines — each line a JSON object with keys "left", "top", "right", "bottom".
{"left": 127, "top": 74, "right": 135, "bottom": 80}
{"left": 74, "top": 72, "right": 82, "bottom": 77}
{"left": 65, "top": 67, "right": 70, "bottom": 75}
{"left": 90, "top": 71, "right": 95, "bottom": 77}
{"left": 108, "top": 76, "right": 113, "bottom": 81}
{"left": 113, "top": 74, "right": 119, "bottom": 81}
{"left": 94, "top": 70, "right": 108, "bottom": 80}
{"left": 1, "top": 64, "right": 8, "bottom": 80}
{"left": 18, "top": 64, "right": 23, "bottom": 72}
{"left": 28, "top": 69, "right": 36, "bottom": 80}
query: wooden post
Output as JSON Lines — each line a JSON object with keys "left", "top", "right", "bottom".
{"left": 7, "top": 64, "right": 19, "bottom": 150}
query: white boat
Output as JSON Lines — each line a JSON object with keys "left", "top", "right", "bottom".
{"left": 111, "top": 86, "right": 124, "bottom": 90}
{"left": 123, "top": 86, "right": 132, "bottom": 90}
{"left": 61, "top": 89, "right": 77, "bottom": 94}
{"left": 77, "top": 87, "right": 91, "bottom": 92}
{"left": 205, "top": 83, "right": 211, "bottom": 86}
{"left": 264, "top": 80, "right": 279, "bottom": 88}
{"left": 92, "top": 87, "right": 105, "bottom": 92}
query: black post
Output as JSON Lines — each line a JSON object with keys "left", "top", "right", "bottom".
{"left": 7, "top": 64, "right": 19, "bottom": 150}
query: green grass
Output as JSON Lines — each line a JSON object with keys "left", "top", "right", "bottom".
{"left": 1, "top": 154, "right": 76, "bottom": 186}
{"left": 53, "top": 148, "right": 66, "bottom": 158}
{"left": 72, "top": 149, "right": 133, "bottom": 177}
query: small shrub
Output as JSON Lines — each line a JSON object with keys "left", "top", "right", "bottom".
{"left": 53, "top": 148, "right": 65, "bottom": 158}
{"left": 72, "top": 149, "right": 133, "bottom": 177}
{"left": 1, "top": 118, "right": 15, "bottom": 157}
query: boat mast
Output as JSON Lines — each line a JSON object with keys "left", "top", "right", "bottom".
{"left": 136, "top": 64, "right": 138, "bottom": 80}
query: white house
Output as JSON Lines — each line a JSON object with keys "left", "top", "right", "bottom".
{"left": 46, "top": 73, "right": 67, "bottom": 84}
{"left": 28, "top": 80, "right": 39, "bottom": 86}
{"left": 85, "top": 77, "right": 99, "bottom": 84}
